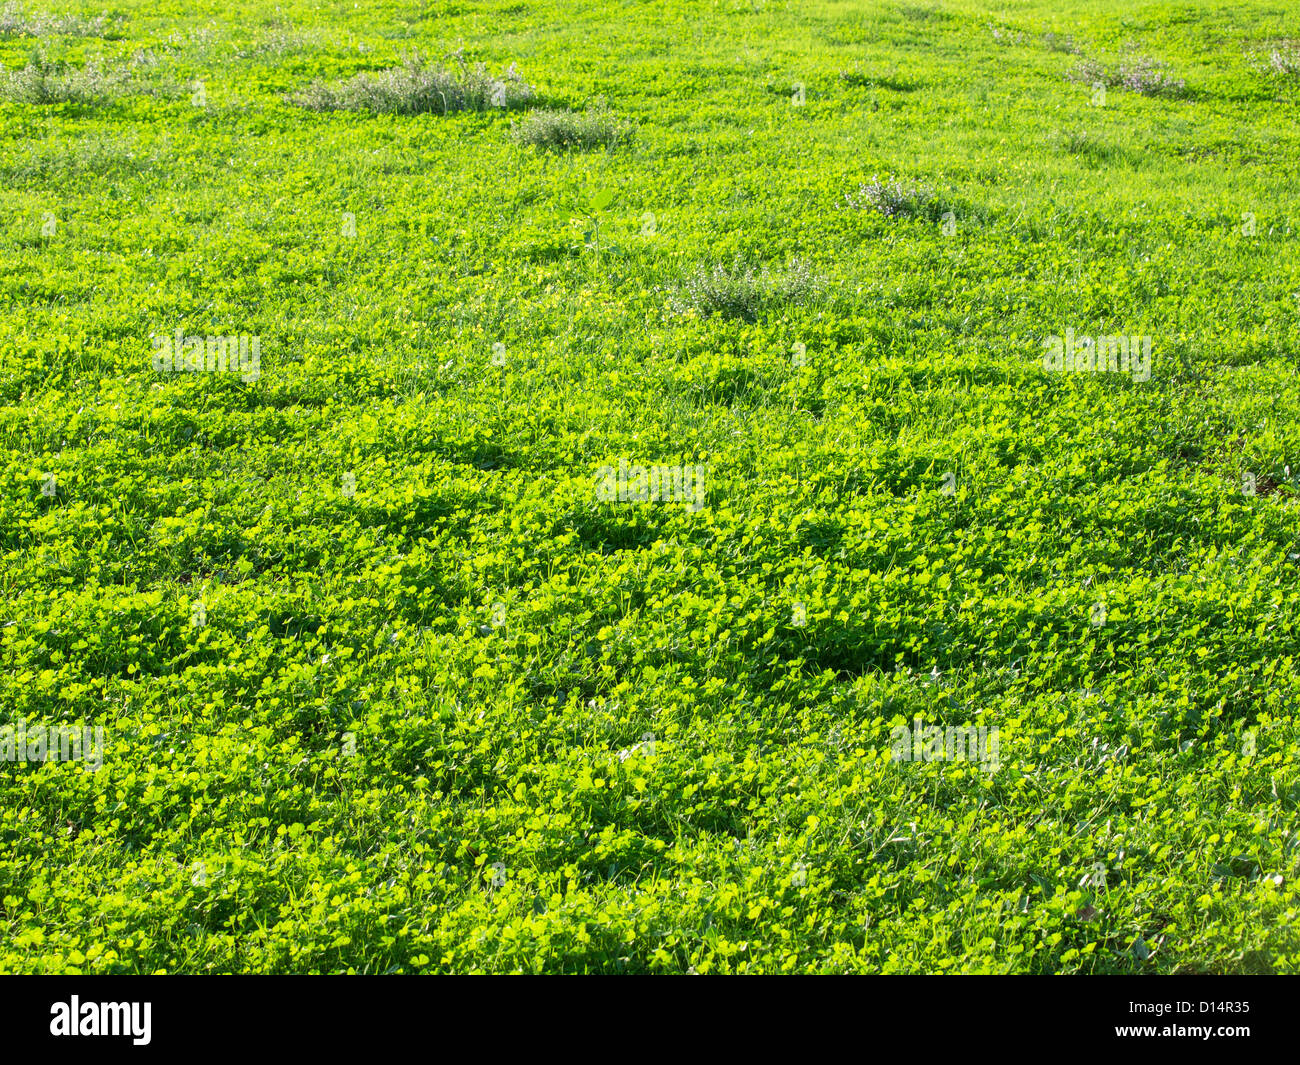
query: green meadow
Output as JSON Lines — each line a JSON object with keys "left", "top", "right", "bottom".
{"left": 2, "top": 0, "right": 1299, "bottom": 973}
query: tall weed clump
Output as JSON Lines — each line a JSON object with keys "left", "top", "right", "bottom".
{"left": 509, "top": 106, "right": 632, "bottom": 151}
{"left": 845, "top": 174, "right": 948, "bottom": 220}
{"left": 1251, "top": 41, "right": 1300, "bottom": 77}
{"left": 289, "top": 51, "right": 533, "bottom": 114}
{"left": 0, "top": 3, "right": 118, "bottom": 38}
{"left": 0, "top": 54, "right": 131, "bottom": 104}
{"left": 671, "top": 259, "right": 824, "bottom": 321}
{"left": 1067, "top": 51, "right": 1186, "bottom": 97}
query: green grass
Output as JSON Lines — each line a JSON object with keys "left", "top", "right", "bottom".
{"left": 1, "top": 0, "right": 1299, "bottom": 975}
